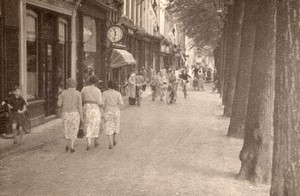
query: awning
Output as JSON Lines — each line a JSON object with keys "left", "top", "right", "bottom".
{"left": 110, "top": 49, "right": 136, "bottom": 68}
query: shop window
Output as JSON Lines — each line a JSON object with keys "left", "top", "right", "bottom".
{"left": 58, "top": 18, "right": 68, "bottom": 91}
{"left": 83, "top": 15, "right": 96, "bottom": 85}
{"left": 26, "top": 10, "right": 38, "bottom": 101}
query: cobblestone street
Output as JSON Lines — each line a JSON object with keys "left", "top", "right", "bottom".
{"left": 0, "top": 84, "right": 270, "bottom": 196}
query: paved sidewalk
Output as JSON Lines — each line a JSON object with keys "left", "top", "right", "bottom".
{"left": 0, "top": 83, "right": 270, "bottom": 196}
{"left": 0, "top": 87, "right": 152, "bottom": 159}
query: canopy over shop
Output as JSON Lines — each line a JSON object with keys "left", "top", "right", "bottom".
{"left": 109, "top": 49, "right": 136, "bottom": 95}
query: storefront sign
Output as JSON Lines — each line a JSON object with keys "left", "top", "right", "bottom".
{"left": 27, "top": 0, "right": 74, "bottom": 15}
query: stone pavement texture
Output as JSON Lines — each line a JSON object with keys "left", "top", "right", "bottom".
{"left": 0, "top": 84, "right": 270, "bottom": 196}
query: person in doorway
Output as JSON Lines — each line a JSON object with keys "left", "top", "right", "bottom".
{"left": 81, "top": 75, "right": 102, "bottom": 150}
{"left": 128, "top": 70, "right": 137, "bottom": 105}
{"left": 102, "top": 81, "right": 124, "bottom": 149}
{"left": 6, "top": 86, "right": 28, "bottom": 145}
{"left": 57, "top": 78, "right": 83, "bottom": 153}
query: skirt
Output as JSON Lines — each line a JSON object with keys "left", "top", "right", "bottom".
{"left": 104, "top": 111, "right": 121, "bottom": 135}
{"left": 62, "top": 112, "right": 80, "bottom": 140}
{"left": 83, "top": 104, "right": 101, "bottom": 138}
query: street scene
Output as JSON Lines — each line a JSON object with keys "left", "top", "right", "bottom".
{"left": 1, "top": 0, "right": 300, "bottom": 195}
{"left": 0, "top": 84, "right": 270, "bottom": 196}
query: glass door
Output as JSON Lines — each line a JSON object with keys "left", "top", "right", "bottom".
{"left": 45, "top": 43, "right": 55, "bottom": 116}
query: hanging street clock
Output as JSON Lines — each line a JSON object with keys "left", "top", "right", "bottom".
{"left": 107, "top": 25, "right": 124, "bottom": 43}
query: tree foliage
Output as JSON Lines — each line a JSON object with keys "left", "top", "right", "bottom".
{"left": 167, "top": 0, "right": 225, "bottom": 54}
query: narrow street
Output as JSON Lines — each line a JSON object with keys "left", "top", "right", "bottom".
{"left": 0, "top": 84, "right": 270, "bottom": 196}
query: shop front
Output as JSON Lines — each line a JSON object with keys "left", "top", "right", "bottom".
{"left": 23, "top": 1, "right": 75, "bottom": 123}
{"left": 77, "top": 1, "right": 110, "bottom": 90}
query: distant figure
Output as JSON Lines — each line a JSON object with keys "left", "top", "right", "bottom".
{"left": 206, "top": 68, "right": 212, "bottom": 83}
{"left": 57, "top": 78, "right": 83, "bottom": 153}
{"left": 198, "top": 71, "right": 206, "bottom": 91}
{"left": 157, "top": 71, "right": 168, "bottom": 101}
{"left": 102, "top": 81, "right": 124, "bottom": 149}
{"left": 128, "top": 70, "right": 136, "bottom": 105}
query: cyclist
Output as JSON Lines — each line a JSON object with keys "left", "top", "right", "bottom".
{"left": 179, "top": 69, "right": 191, "bottom": 99}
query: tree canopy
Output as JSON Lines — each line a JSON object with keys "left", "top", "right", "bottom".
{"left": 166, "top": 0, "right": 225, "bottom": 54}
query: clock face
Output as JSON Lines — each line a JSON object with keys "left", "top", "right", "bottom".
{"left": 107, "top": 25, "right": 124, "bottom": 43}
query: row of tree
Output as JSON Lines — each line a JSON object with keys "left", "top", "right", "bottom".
{"left": 168, "top": 0, "right": 300, "bottom": 194}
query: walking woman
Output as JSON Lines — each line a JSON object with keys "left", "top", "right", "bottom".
{"left": 128, "top": 70, "right": 136, "bottom": 105}
{"left": 81, "top": 75, "right": 102, "bottom": 150}
{"left": 102, "top": 81, "right": 124, "bottom": 149}
{"left": 57, "top": 78, "right": 83, "bottom": 153}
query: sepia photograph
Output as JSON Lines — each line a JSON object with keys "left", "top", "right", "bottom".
{"left": 0, "top": 0, "right": 299, "bottom": 195}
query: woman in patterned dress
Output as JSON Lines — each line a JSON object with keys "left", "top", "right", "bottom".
{"left": 81, "top": 75, "right": 102, "bottom": 150}
{"left": 57, "top": 78, "right": 83, "bottom": 153}
{"left": 102, "top": 81, "right": 124, "bottom": 149}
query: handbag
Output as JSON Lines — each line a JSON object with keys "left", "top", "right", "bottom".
{"left": 77, "top": 128, "right": 84, "bottom": 138}
{"left": 77, "top": 121, "right": 84, "bottom": 138}
{"left": 77, "top": 129, "right": 83, "bottom": 138}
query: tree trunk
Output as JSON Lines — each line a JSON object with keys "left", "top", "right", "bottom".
{"left": 219, "top": 31, "right": 226, "bottom": 99}
{"left": 222, "top": 4, "right": 233, "bottom": 106}
{"left": 223, "top": 0, "right": 245, "bottom": 117}
{"left": 227, "top": 0, "right": 258, "bottom": 138}
{"left": 271, "top": 0, "right": 300, "bottom": 195}
{"left": 213, "top": 46, "right": 221, "bottom": 92}
{"left": 237, "top": 0, "right": 276, "bottom": 184}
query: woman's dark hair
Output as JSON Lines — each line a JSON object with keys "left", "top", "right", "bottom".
{"left": 107, "top": 81, "right": 116, "bottom": 89}
{"left": 88, "top": 75, "right": 99, "bottom": 85}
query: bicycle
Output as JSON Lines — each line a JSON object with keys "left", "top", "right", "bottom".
{"left": 0, "top": 97, "right": 31, "bottom": 138}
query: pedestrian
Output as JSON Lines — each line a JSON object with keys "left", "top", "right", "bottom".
{"left": 141, "top": 67, "right": 148, "bottom": 84}
{"left": 102, "top": 81, "right": 124, "bottom": 149}
{"left": 57, "top": 78, "right": 83, "bottom": 153}
{"left": 157, "top": 71, "right": 168, "bottom": 101}
{"left": 192, "top": 66, "right": 200, "bottom": 90}
{"left": 81, "top": 75, "right": 102, "bottom": 150}
{"left": 6, "top": 85, "right": 28, "bottom": 145}
{"left": 150, "top": 72, "right": 159, "bottom": 101}
{"left": 136, "top": 72, "right": 146, "bottom": 101}
{"left": 198, "top": 70, "right": 206, "bottom": 91}
{"left": 128, "top": 70, "right": 136, "bottom": 105}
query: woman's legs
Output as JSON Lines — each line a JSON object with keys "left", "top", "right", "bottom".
{"left": 86, "top": 137, "right": 91, "bottom": 150}
{"left": 113, "top": 133, "right": 117, "bottom": 146}
{"left": 65, "top": 139, "right": 70, "bottom": 151}
{"left": 70, "top": 139, "right": 75, "bottom": 153}
{"left": 12, "top": 123, "right": 18, "bottom": 144}
{"left": 108, "top": 135, "right": 113, "bottom": 149}
{"left": 19, "top": 127, "right": 24, "bottom": 145}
